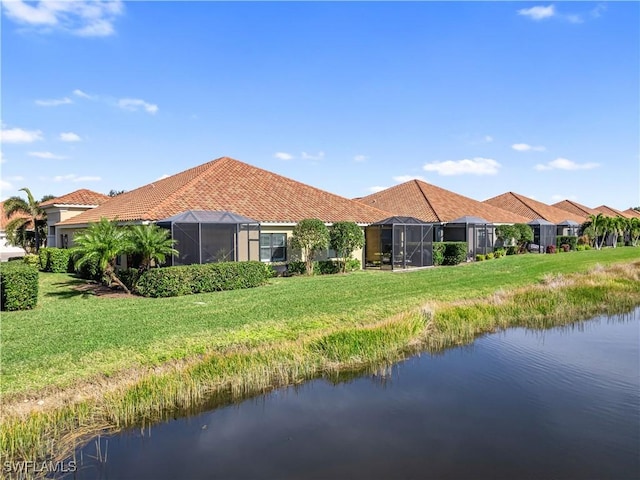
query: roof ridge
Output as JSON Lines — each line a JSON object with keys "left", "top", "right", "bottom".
{"left": 414, "top": 180, "right": 442, "bottom": 222}
{"left": 509, "top": 192, "right": 546, "bottom": 220}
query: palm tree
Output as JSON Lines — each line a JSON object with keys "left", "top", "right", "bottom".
{"left": 587, "top": 213, "right": 606, "bottom": 250}
{"left": 629, "top": 218, "right": 640, "bottom": 246}
{"left": 72, "top": 218, "right": 133, "bottom": 294}
{"left": 609, "top": 216, "right": 625, "bottom": 248}
{"left": 3, "top": 188, "right": 54, "bottom": 253}
{"left": 127, "top": 224, "right": 178, "bottom": 271}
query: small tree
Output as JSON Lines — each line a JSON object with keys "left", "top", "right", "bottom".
{"left": 495, "top": 224, "right": 533, "bottom": 252}
{"left": 495, "top": 224, "right": 518, "bottom": 247}
{"left": 329, "top": 221, "right": 365, "bottom": 273}
{"left": 127, "top": 224, "right": 178, "bottom": 271}
{"left": 291, "top": 218, "right": 329, "bottom": 275}
{"left": 629, "top": 218, "right": 640, "bottom": 246}
{"left": 72, "top": 218, "right": 133, "bottom": 293}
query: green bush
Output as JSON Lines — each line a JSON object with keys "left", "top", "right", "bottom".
{"left": 506, "top": 246, "right": 518, "bottom": 256}
{"left": 23, "top": 254, "right": 39, "bottom": 266}
{"left": 476, "top": 254, "right": 485, "bottom": 261}
{"left": 494, "top": 249, "right": 505, "bottom": 258}
{"left": 119, "top": 268, "right": 141, "bottom": 292}
{"left": 485, "top": 252, "right": 495, "bottom": 260}
{"left": 39, "top": 248, "right": 73, "bottom": 273}
{"left": 316, "top": 260, "right": 340, "bottom": 275}
{"left": 433, "top": 243, "right": 445, "bottom": 266}
{"left": 433, "top": 242, "right": 467, "bottom": 266}
{"left": 73, "top": 255, "right": 102, "bottom": 281}
{"left": 442, "top": 242, "right": 468, "bottom": 265}
{"left": 1, "top": 262, "right": 38, "bottom": 311}
{"left": 556, "top": 236, "right": 578, "bottom": 251}
{"left": 136, "top": 261, "right": 273, "bottom": 298}
{"left": 287, "top": 261, "right": 306, "bottom": 276}
{"left": 344, "top": 258, "right": 361, "bottom": 272}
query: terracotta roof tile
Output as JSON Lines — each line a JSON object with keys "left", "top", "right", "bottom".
{"left": 483, "top": 192, "right": 586, "bottom": 224}
{"left": 356, "top": 180, "right": 530, "bottom": 223}
{"left": 58, "top": 157, "right": 391, "bottom": 226}
{"left": 40, "top": 189, "right": 110, "bottom": 207}
{"left": 551, "top": 199, "right": 599, "bottom": 219}
{"left": 623, "top": 208, "right": 640, "bottom": 218}
{"left": 592, "top": 205, "right": 633, "bottom": 218}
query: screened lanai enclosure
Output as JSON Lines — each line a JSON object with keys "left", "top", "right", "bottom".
{"left": 157, "top": 210, "right": 260, "bottom": 266}
{"left": 528, "top": 219, "right": 556, "bottom": 253}
{"left": 443, "top": 216, "right": 494, "bottom": 260}
{"left": 557, "top": 219, "right": 580, "bottom": 237}
{"left": 365, "top": 216, "right": 434, "bottom": 270}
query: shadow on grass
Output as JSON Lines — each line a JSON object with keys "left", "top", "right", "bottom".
{"left": 45, "top": 276, "right": 98, "bottom": 299}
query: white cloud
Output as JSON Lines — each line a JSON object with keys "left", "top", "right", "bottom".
{"left": 393, "top": 175, "right": 425, "bottom": 183}
{"left": 73, "top": 89, "right": 93, "bottom": 99}
{"left": 512, "top": 143, "right": 546, "bottom": 152}
{"left": 301, "top": 151, "right": 325, "bottom": 161}
{"left": 53, "top": 174, "right": 100, "bottom": 182}
{"left": 518, "top": 5, "right": 555, "bottom": 20}
{"left": 28, "top": 151, "right": 68, "bottom": 160}
{"left": 1, "top": 0, "right": 124, "bottom": 37}
{"left": 367, "top": 186, "right": 388, "bottom": 193}
{"left": 423, "top": 157, "right": 501, "bottom": 176}
{"left": 5, "top": 176, "right": 25, "bottom": 181}
{"left": 1, "top": 127, "right": 43, "bottom": 143}
{"left": 535, "top": 158, "right": 599, "bottom": 171}
{"left": 35, "top": 97, "right": 72, "bottom": 107}
{"left": 118, "top": 98, "right": 158, "bottom": 114}
{"left": 591, "top": 4, "right": 606, "bottom": 18}
{"left": 274, "top": 152, "right": 294, "bottom": 161}
{"left": 60, "top": 132, "right": 81, "bottom": 142}
{"left": 484, "top": 135, "right": 494, "bottom": 143}
{"left": 156, "top": 174, "right": 170, "bottom": 181}
{"left": 566, "top": 14, "right": 583, "bottom": 24}
{"left": 353, "top": 155, "right": 368, "bottom": 163}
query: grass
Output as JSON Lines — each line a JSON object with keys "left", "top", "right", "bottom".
{"left": 1, "top": 248, "right": 640, "bottom": 469}
{"left": 2, "top": 247, "right": 639, "bottom": 399}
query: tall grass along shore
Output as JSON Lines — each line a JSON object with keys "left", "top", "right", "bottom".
{"left": 1, "top": 248, "right": 639, "bottom": 471}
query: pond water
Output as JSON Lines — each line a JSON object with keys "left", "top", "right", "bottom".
{"left": 67, "top": 309, "right": 639, "bottom": 480}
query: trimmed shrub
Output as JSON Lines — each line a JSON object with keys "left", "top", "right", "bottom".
{"left": 1, "top": 262, "right": 38, "bottom": 311}
{"left": 287, "top": 261, "right": 306, "bottom": 276}
{"left": 546, "top": 245, "right": 557, "bottom": 254}
{"left": 486, "top": 252, "right": 495, "bottom": 260}
{"left": 442, "top": 242, "right": 467, "bottom": 266}
{"left": 476, "top": 254, "right": 485, "bottom": 262}
{"left": 23, "top": 254, "right": 39, "bottom": 267}
{"left": 73, "top": 255, "right": 102, "bottom": 281}
{"left": 119, "top": 268, "right": 141, "bottom": 292}
{"left": 433, "top": 243, "right": 445, "bottom": 266}
{"left": 344, "top": 258, "right": 361, "bottom": 272}
{"left": 136, "top": 261, "right": 273, "bottom": 298}
{"left": 577, "top": 235, "right": 589, "bottom": 246}
{"left": 494, "top": 249, "right": 505, "bottom": 258}
{"left": 556, "top": 236, "right": 578, "bottom": 251}
{"left": 316, "top": 260, "right": 340, "bottom": 275}
{"left": 506, "top": 246, "right": 518, "bottom": 256}
{"left": 39, "top": 248, "right": 73, "bottom": 273}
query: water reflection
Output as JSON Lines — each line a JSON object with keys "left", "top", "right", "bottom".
{"left": 67, "top": 310, "right": 639, "bottom": 480}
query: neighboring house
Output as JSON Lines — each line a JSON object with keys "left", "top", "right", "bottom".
{"left": 0, "top": 201, "right": 30, "bottom": 260}
{"left": 55, "top": 157, "right": 391, "bottom": 267}
{"left": 483, "top": 192, "right": 586, "bottom": 225}
{"left": 551, "top": 199, "right": 599, "bottom": 221}
{"left": 355, "top": 180, "right": 530, "bottom": 259}
{"left": 592, "top": 205, "right": 634, "bottom": 219}
{"left": 40, "top": 189, "right": 111, "bottom": 248}
{"left": 623, "top": 208, "right": 640, "bottom": 219}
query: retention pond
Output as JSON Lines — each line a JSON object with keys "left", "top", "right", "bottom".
{"left": 67, "top": 309, "right": 639, "bottom": 479}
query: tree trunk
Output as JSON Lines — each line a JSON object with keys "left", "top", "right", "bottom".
{"left": 105, "top": 264, "right": 131, "bottom": 294}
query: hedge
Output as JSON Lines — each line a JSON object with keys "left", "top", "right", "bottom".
{"left": 286, "top": 259, "right": 361, "bottom": 276}
{"left": 39, "top": 248, "right": 73, "bottom": 273}
{"left": 556, "top": 236, "right": 578, "bottom": 251}
{"left": 433, "top": 242, "right": 468, "bottom": 266}
{"left": 135, "top": 261, "right": 274, "bottom": 298}
{"left": 1, "top": 262, "right": 39, "bottom": 311}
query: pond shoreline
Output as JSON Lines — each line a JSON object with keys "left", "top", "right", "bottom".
{"left": 2, "top": 261, "right": 640, "bottom": 474}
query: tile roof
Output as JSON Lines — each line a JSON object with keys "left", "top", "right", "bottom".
{"left": 40, "top": 189, "right": 110, "bottom": 207}
{"left": 592, "top": 205, "right": 633, "bottom": 218}
{"left": 623, "top": 208, "right": 640, "bottom": 218}
{"left": 356, "top": 180, "right": 530, "bottom": 223}
{"left": 483, "top": 192, "right": 586, "bottom": 224}
{"left": 0, "top": 201, "right": 32, "bottom": 231}
{"left": 58, "top": 157, "right": 391, "bottom": 226}
{"left": 551, "top": 200, "right": 599, "bottom": 219}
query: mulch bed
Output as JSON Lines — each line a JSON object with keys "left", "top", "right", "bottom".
{"left": 74, "top": 281, "right": 133, "bottom": 298}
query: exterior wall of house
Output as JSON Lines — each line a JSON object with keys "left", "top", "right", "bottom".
{"left": 45, "top": 206, "right": 96, "bottom": 247}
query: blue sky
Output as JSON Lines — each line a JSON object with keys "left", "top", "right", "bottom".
{"left": 1, "top": 1, "right": 638, "bottom": 210}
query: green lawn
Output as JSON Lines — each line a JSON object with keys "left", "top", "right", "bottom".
{"left": 2, "top": 248, "right": 638, "bottom": 398}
